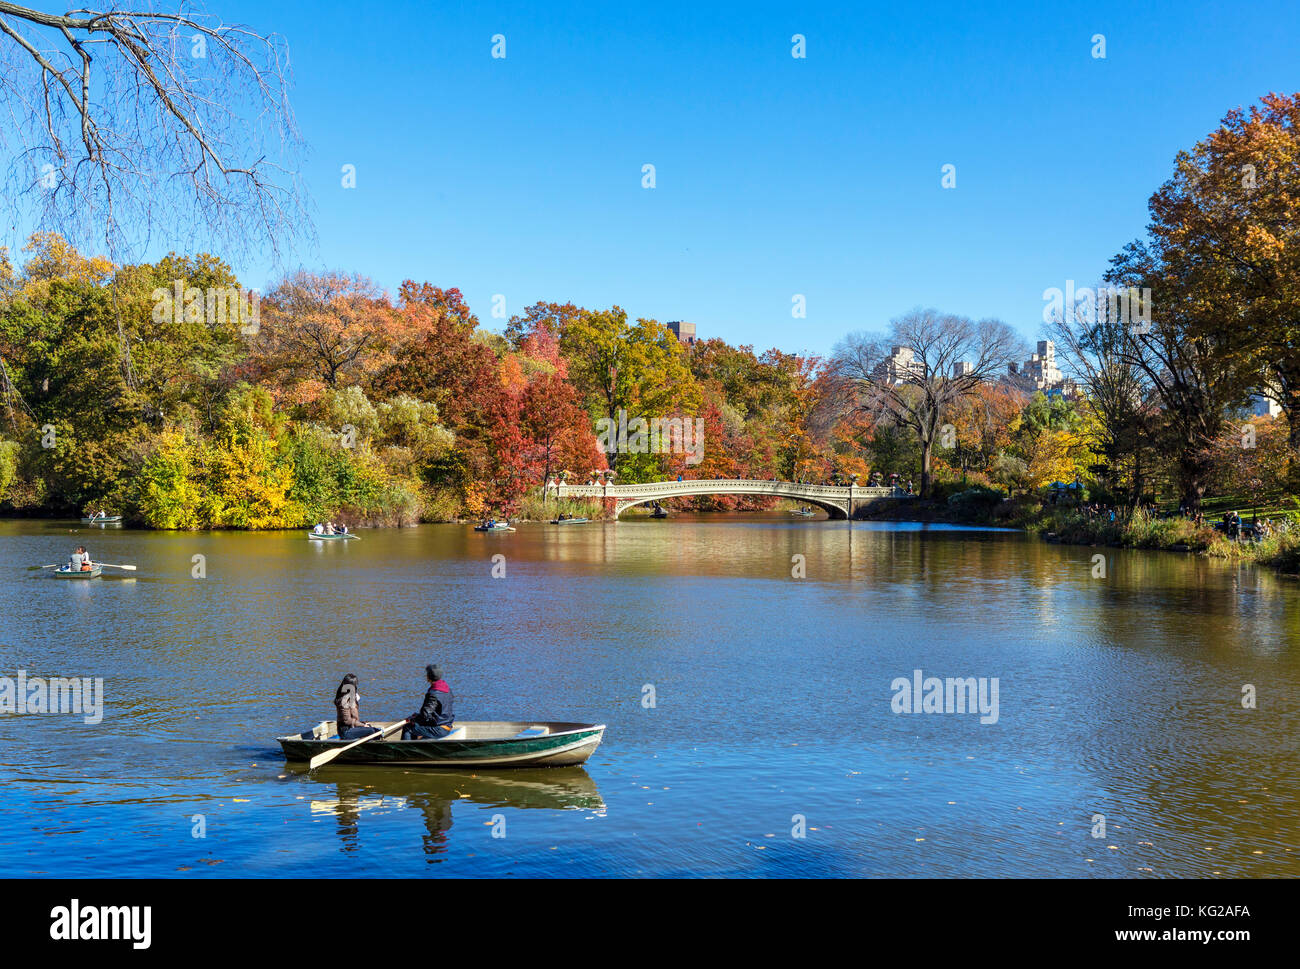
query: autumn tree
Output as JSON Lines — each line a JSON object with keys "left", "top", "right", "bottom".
{"left": 378, "top": 283, "right": 502, "bottom": 431}
{"left": 520, "top": 372, "right": 595, "bottom": 487}
{"left": 1008, "top": 393, "right": 1097, "bottom": 490}
{"left": 1133, "top": 93, "right": 1300, "bottom": 477}
{"left": 252, "top": 271, "right": 397, "bottom": 397}
{"left": 560, "top": 308, "right": 699, "bottom": 473}
{"left": 1106, "top": 235, "right": 1257, "bottom": 511}
{"left": 504, "top": 301, "right": 584, "bottom": 347}
{"left": 940, "top": 381, "right": 1025, "bottom": 482}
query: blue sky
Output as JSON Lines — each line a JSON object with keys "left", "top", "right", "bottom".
{"left": 13, "top": 0, "right": 1300, "bottom": 355}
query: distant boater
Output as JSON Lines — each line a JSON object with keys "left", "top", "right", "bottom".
{"left": 403, "top": 664, "right": 455, "bottom": 740}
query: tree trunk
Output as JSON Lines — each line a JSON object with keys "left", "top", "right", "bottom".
{"left": 1278, "top": 376, "right": 1300, "bottom": 491}
{"left": 1129, "top": 448, "right": 1143, "bottom": 515}
{"left": 1176, "top": 450, "right": 1210, "bottom": 512}
{"left": 920, "top": 440, "right": 933, "bottom": 498}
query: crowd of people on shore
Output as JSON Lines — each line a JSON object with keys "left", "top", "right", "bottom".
{"left": 1047, "top": 494, "right": 1299, "bottom": 544}
{"left": 1216, "top": 510, "right": 1292, "bottom": 542}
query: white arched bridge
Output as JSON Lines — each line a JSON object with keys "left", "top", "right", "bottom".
{"left": 545, "top": 478, "right": 902, "bottom": 520}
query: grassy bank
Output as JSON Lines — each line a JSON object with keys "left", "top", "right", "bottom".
{"left": 513, "top": 493, "right": 609, "bottom": 522}
{"left": 1036, "top": 507, "right": 1300, "bottom": 573}
{"left": 858, "top": 487, "right": 1300, "bottom": 576}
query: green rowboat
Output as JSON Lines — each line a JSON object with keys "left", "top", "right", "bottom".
{"left": 52, "top": 565, "right": 102, "bottom": 579}
{"left": 549, "top": 517, "right": 589, "bottom": 525}
{"left": 307, "top": 531, "right": 358, "bottom": 540}
{"left": 80, "top": 516, "right": 122, "bottom": 524}
{"left": 279, "top": 720, "right": 606, "bottom": 769}
{"left": 474, "top": 522, "right": 515, "bottom": 532}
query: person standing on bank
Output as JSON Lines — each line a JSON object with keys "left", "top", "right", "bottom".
{"left": 334, "top": 674, "right": 379, "bottom": 740}
{"left": 403, "top": 664, "right": 455, "bottom": 740}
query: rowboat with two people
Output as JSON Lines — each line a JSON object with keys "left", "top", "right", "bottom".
{"left": 549, "top": 514, "right": 589, "bottom": 525}
{"left": 289, "top": 665, "right": 604, "bottom": 770}
{"left": 36, "top": 546, "right": 137, "bottom": 580}
{"left": 80, "top": 512, "right": 123, "bottom": 524}
{"left": 474, "top": 519, "right": 515, "bottom": 532}
{"left": 790, "top": 506, "right": 816, "bottom": 517}
{"left": 308, "top": 522, "right": 358, "bottom": 540}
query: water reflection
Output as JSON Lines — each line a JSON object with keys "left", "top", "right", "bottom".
{"left": 290, "top": 766, "right": 604, "bottom": 860}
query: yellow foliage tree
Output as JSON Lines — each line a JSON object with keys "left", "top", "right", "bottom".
{"left": 208, "top": 433, "right": 302, "bottom": 529}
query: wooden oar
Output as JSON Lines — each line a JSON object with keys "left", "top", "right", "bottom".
{"left": 309, "top": 719, "right": 408, "bottom": 771}
{"left": 31, "top": 565, "right": 59, "bottom": 570}
{"left": 97, "top": 563, "right": 137, "bottom": 571}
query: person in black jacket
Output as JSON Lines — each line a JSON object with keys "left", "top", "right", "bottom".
{"left": 403, "top": 664, "right": 455, "bottom": 740}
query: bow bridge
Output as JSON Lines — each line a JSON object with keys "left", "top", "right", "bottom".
{"left": 546, "top": 478, "right": 902, "bottom": 520}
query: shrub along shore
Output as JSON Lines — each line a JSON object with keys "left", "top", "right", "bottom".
{"left": 858, "top": 486, "right": 1300, "bottom": 575}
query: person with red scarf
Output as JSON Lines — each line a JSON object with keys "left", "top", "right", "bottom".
{"left": 402, "top": 664, "right": 455, "bottom": 740}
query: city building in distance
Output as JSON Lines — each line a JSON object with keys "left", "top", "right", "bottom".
{"left": 666, "top": 321, "right": 697, "bottom": 346}
{"left": 877, "top": 345, "right": 927, "bottom": 385}
{"left": 1007, "top": 340, "right": 1080, "bottom": 399}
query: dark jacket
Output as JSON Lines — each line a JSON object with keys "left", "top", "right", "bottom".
{"left": 335, "top": 685, "right": 364, "bottom": 733}
{"left": 411, "top": 680, "right": 454, "bottom": 728}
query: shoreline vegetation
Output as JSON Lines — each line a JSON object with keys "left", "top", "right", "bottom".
{"left": 8, "top": 490, "right": 1298, "bottom": 575}
{"left": 10, "top": 486, "right": 1300, "bottom": 569}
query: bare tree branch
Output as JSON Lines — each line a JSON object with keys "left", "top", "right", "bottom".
{"left": 0, "top": 1, "right": 311, "bottom": 264}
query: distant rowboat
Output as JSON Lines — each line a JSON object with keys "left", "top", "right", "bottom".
{"left": 51, "top": 565, "right": 102, "bottom": 579}
{"left": 80, "top": 515, "right": 122, "bottom": 524}
{"left": 549, "top": 517, "right": 589, "bottom": 525}
{"left": 279, "top": 721, "right": 606, "bottom": 769}
{"left": 474, "top": 522, "right": 515, "bottom": 532}
{"left": 307, "top": 531, "right": 358, "bottom": 540}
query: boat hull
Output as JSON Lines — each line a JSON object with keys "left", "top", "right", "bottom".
{"left": 307, "top": 532, "right": 357, "bottom": 540}
{"left": 80, "top": 517, "right": 122, "bottom": 524}
{"left": 549, "top": 518, "right": 589, "bottom": 525}
{"left": 279, "top": 720, "right": 605, "bottom": 769}
{"left": 52, "top": 566, "right": 102, "bottom": 579}
{"left": 474, "top": 525, "right": 514, "bottom": 532}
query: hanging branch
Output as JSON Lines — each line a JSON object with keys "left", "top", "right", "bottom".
{"left": 0, "top": 1, "right": 311, "bottom": 264}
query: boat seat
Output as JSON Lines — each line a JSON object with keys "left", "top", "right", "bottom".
{"left": 439, "top": 726, "right": 467, "bottom": 740}
{"left": 514, "top": 725, "right": 550, "bottom": 738}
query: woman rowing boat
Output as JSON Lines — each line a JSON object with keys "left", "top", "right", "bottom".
{"left": 69, "top": 545, "right": 94, "bottom": 572}
{"left": 334, "top": 674, "right": 379, "bottom": 741}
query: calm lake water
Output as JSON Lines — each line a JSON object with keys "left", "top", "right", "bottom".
{"left": 1, "top": 514, "right": 1297, "bottom": 877}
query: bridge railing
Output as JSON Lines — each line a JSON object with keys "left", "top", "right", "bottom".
{"left": 549, "top": 479, "right": 899, "bottom": 499}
